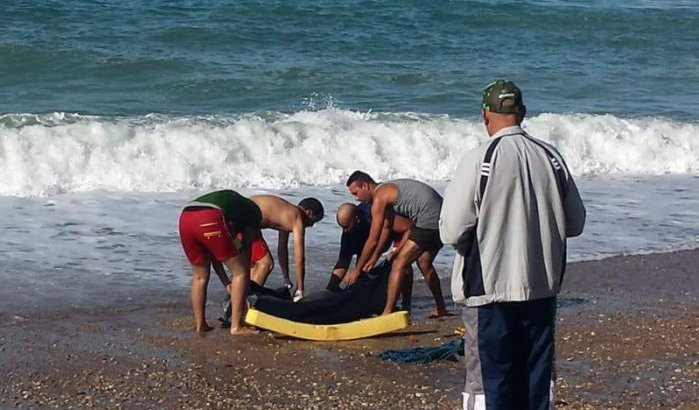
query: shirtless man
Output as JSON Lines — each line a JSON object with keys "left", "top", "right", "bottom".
{"left": 178, "top": 189, "right": 260, "bottom": 335}
{"left": 344, "top": 171, "right": 449, "bottom": 317}
{"left": 249, "top": 195, "right": 324, "bottom": 302}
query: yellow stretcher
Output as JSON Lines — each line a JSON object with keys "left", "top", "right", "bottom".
{"left": 245, "top": 308, "right": 410, "bottom": 341}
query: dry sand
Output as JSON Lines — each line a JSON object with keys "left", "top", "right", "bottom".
{"left": 1, "top": 250, "right": 697, "bottom": 409}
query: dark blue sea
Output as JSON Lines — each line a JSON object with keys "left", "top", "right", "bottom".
{"left": 2, "top": 0, "right": 698, "bottom": 118}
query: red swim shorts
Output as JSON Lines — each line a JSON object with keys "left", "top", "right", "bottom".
{"left": 234, "top": 231, "right": 270, "bottom": 263}
{"left": 179, "top": 208, "right": 238, "bottom": 265}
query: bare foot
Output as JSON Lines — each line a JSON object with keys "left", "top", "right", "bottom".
{"left": 195, "top": 323, "right": 214, "bottom": 332}
{"left": 230, "top": 326, "right": 260, "bottom": 336}
{"left": 428, "top": 309, "right": 453, "bottom": 319}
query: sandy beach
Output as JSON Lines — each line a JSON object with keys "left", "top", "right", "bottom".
{"left": 1, "top": 250, "right": 697, "bottom": 409}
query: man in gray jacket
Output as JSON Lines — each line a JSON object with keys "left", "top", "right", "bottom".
{"left": 440, "top": 80, "right": 586, "bottom": 410}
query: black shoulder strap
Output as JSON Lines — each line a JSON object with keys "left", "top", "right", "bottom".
{"left": 478, "top": 136, "right": 504, "bottom": 201}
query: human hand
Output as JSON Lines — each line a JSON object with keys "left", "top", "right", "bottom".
{"left": 343, "top": 268, "right": 362, "bottom": 287}
{"left": 362, "top": 256, "right": 378, "bottom": 272}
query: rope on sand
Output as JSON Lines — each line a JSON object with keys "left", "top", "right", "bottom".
{"left": 375, "top": 338, "right": 464, "bottom": 363}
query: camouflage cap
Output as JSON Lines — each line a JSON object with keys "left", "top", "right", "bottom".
{"left": 482, "top": 80, "right": 524, "bottom": 114}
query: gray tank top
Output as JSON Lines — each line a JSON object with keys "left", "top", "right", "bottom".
{"left": 386, "top": 179, "right": 443, "bottom": 230}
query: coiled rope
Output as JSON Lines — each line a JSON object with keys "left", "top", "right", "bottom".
{"left": 376, "top": 338, "right": 464, "bottom": 363}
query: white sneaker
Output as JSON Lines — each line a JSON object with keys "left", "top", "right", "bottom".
{"left": 293, "top": 289, "right": 304, "bottom": 302}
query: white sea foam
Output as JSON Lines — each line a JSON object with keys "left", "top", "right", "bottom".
{"left": 1, "top": 176, "right": 698, "bottom": 315}
{"left": 1, "top": 110, "right": 697, "bottom": 197}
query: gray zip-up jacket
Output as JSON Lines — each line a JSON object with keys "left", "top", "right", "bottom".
{"left": 439, "top": 125, "right": 586, "bottom": 306}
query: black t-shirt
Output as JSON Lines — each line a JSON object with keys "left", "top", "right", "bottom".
{"left": 338, "top": 201, "right": 393, "bottom": 260}
{"left": 339, "top": 216, "right": 370, "bottom": 260}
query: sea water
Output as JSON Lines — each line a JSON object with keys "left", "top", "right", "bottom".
{"left": 1, "top": 1, "right": 697, "bottom": 316}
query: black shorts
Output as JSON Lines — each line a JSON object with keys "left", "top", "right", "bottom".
{"left": 408, "top": 226, "right": 443, "bottom": 252}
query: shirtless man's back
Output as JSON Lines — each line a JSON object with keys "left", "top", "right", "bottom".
{"left": 250, "top": 195, "right": 324, "bottom": 301}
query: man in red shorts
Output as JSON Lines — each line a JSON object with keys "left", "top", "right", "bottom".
{"left": 232, "top": 229, "right": 274, "bottom": 286}
{"left": 178, "top": 189, "right": 261, "bottom": 335}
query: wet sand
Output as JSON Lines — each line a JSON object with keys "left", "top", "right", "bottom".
{"left": 1, "top": 250, "right": 697, "bottom": 409}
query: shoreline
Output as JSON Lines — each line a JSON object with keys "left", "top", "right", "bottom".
{"left": 1, "top": 249, "right": 697, "bottom": 409}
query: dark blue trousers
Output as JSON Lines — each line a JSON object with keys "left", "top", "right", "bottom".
{"left": 462, "top": 297, "right": 556, "bottom": 410}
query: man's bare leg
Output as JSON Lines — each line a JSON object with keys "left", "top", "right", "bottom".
{"left": 383, "top": 241, "right": 421, "bottom": 315}
{"left": 400, "top": 265, "right": 414, "bottom": 312}
{"left": 190, "top": 262, "right": 214, "bottom": 332}
{"left": 222, "top": 256, "right": 259, "bottom": 335}
{"left": 416, "top": 250, "right": 449, "bottom": 318}
{"left": 250, "top": 253, "right": 274, "bottom": 287}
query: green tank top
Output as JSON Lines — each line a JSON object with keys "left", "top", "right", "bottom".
{"left": 188, "top": 190, "right": 261, "bottom": 230}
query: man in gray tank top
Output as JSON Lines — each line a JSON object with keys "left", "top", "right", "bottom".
{"left": 344, "top": 171, "right": 449, "bottom": 317}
